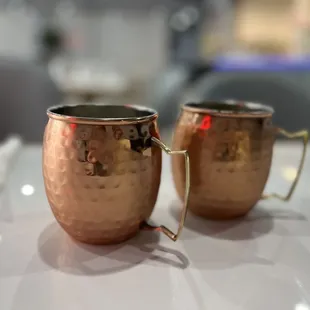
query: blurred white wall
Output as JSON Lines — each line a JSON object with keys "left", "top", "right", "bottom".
{"left": 0, "top": 8, "right": 39, "bottom": 60}
{"left": 0, "top": 5, "right": 169, "bottom": 80}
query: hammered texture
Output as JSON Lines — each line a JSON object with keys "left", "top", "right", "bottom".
{"left": 43, "top": 119, "right": 161, "bottom": 244}
{"left": 172, "top": 110, "right": 276, "bottom": 219}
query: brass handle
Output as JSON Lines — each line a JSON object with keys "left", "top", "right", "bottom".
{"left": 141, "top": 137, "right": 190, "bottom": 241}
{"left": 262, "top": 128, "right": 309, "bottom": 201}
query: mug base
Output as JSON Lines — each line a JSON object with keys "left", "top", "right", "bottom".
{"left": 69, "top": 230, "right": 140, "bottom": 245}
{"left": 57, "top": 221, "right": 140, "bottom": 245}
{"left": 189, "top": 205, "right": 254, "bottom": 220}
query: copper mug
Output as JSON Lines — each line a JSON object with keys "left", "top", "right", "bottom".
{"left": 43, "top": 104, "right": 190, "bottom": 244}
{"left": 172, "top": 101, "right": 308, "bottom": 220}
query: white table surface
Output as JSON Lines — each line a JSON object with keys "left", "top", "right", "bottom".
{"left": 1, "top": 143, "right": 310, "bottom": 310}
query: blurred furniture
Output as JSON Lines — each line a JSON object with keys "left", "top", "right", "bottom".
{"left": 189, "top": 71, "right": 310, "bottom": 132}
{"left": 48, "top": 59, "right": 132, "bottom": 103}
{"left": 0, "top": 58, "right": 63, "bottom": 142}
{"left": 235, "top": 0, "right": 297, "bottom": 55}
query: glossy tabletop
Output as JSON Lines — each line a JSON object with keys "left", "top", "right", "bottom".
{"left": 1, "top": 143, "right": 310, "bottom": 310}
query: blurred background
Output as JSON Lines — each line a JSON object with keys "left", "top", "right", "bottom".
{"left": 0, "top": 0, "right": 310, "bottom": 142}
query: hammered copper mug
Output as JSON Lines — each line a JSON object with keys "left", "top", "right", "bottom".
{"left": 43, "top": 104, "right": 190, "bottom": 244}
{"left": 172, "top": 101, "right": 308, "bottom": 220}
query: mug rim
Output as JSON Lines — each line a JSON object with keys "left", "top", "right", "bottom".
{"left": 182, "top": 100, "right": 274, "bottom": 118}
{"left": 47, "top": 103, "right": 158, "bottom": 125}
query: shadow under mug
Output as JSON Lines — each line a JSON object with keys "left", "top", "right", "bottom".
{"left": 42, "top": 104, "right": 190, "bottom": 244}
{"left": 172, "top": 100, "right": 309, "bottom": 220}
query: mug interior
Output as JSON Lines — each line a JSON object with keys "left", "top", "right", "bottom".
{"left": 47, "top": 104, "right": 157, "bottom": 123}
{"left": 184, "top": 101, "right": 274, "bottom": 116}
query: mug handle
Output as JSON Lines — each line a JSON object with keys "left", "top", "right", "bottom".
{"left": 140, "top": 137, "right": 190, "bottom": 241}
{"left": 262, "top": 128, "right": 309, "bottom": 201}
